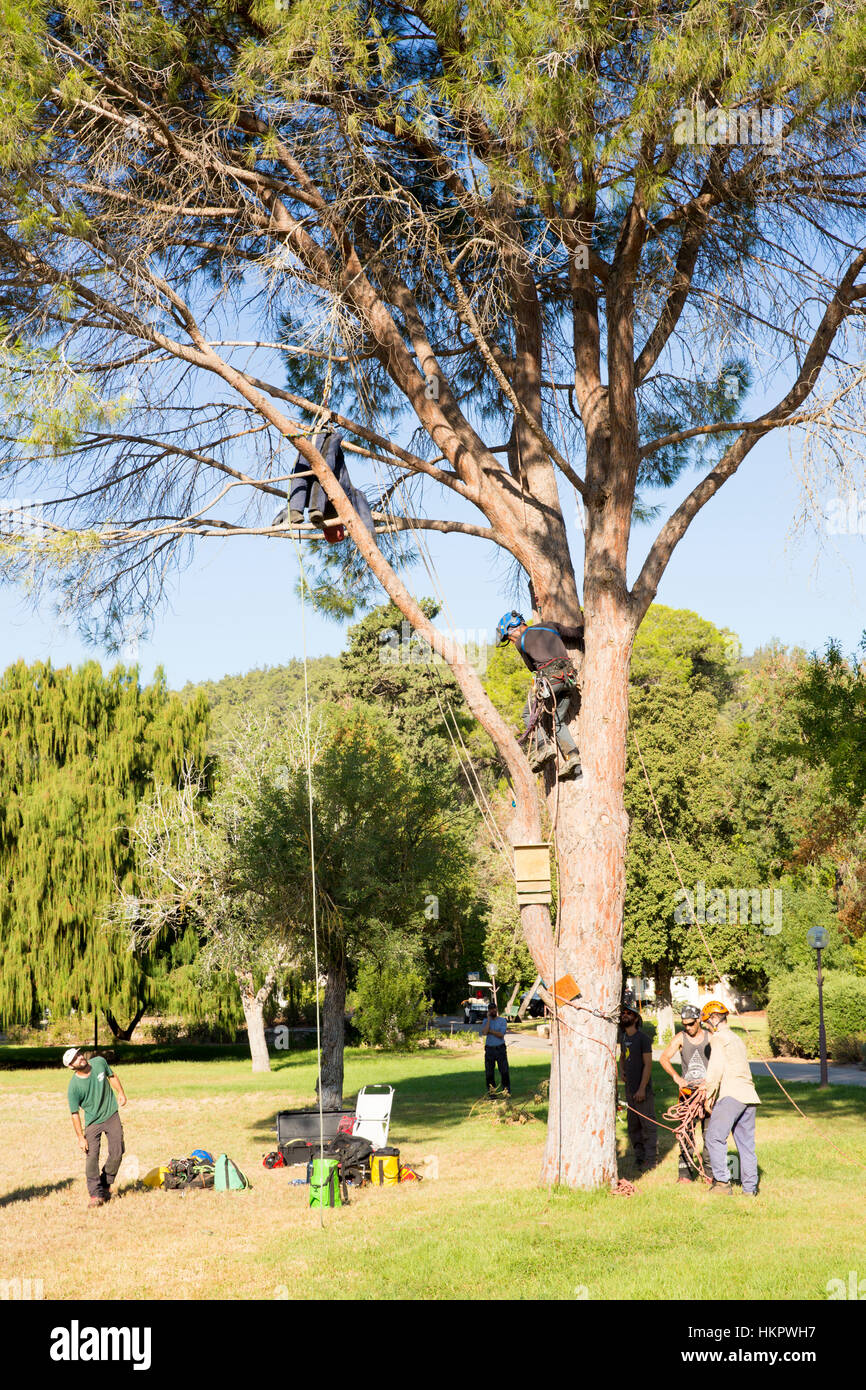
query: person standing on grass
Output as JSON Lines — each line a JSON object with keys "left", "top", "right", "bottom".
{"left": 618, "top": 996, "right": 657, "bottom": 1171}
{"left": 481, "top": 1004, "right": 511, "bottom": 1097}
{"left": 63, "top": 1047, "right": 128, "bottom": 1208}
{"left": 696, "top": 1001, "right": 761, "bottom": 1197}
{"left": 659, "top": 1003, "right": 711, "bottom": 1184}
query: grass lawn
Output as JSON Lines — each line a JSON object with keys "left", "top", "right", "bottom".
{"left": 1, "top": 1042, "right": 863, "bottom": 1301}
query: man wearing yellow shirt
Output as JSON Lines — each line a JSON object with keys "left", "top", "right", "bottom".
{"left": 697, "top": 1001, "right": 761, "bottom": 1197}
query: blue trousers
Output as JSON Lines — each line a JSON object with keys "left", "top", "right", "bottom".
{"left": 289, "top": 432, "right": 346, "bottom": 521}
{"left": 289, "top": 432, "right": 375, "bottom": 536}
{"left": 484, "top": 1047, "right": 510, "bottom": 1092}
{"left": 706, "top": 1097, "right": 759, "bottom": 1191}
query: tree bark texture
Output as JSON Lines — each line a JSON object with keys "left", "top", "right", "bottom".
{"left": 236, "top": 971, "right": 272, "bottom": 1073}
{"left": 320, "top": 958, "right": 347, "bottom": 1110}
{"left": 538, "top": 592, "right": 634, "bottom": 1187}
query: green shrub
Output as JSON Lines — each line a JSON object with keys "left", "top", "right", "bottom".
{"left": 829, "top": 1032, "right": 866, "bottom": 1065}
{"left": 767, "top": 972, "right": 866, "bottom": 1058}
{"left": 353, "top": 963, "right": 432, "bottom": 1049}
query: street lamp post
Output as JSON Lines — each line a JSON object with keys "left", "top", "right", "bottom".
{"left": 807, "top": 927, "right": 830, "bottom": 1089}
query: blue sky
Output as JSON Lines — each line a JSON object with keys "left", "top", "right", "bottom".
{"left": 1, "top": 410, "right": 861, "bottom": 690}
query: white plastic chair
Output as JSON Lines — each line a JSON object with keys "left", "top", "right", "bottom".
{"left": 352, "top": 1084, "right": 395, "bottom": 1150}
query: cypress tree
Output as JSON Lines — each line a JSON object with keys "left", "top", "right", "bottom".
{"left": 0, "top": 659, "right": 212, "bottom": 1031}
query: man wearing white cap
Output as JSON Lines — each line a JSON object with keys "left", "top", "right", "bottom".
{"left": 63, "top": 1047, "right": 128, "bottom": 1207}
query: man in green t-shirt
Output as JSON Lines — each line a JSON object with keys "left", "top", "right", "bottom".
{"left": 63, "top": 1047, "right": 128, "bottom": 1207}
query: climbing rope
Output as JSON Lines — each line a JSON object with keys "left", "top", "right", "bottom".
{"left": 663, "top": 1089, "right": 712, "bottom": 1182}
{"left": 290, "top": 530, "right": 327, "bottom": 1227}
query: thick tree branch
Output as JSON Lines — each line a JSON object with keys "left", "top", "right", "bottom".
{"left": 632, "top": 246, "right": 866, "bottom": 621}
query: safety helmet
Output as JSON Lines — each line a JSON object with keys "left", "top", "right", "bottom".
{"left": 700, "top": 999, "right": 729, "bottom": 1025}
{"left": 680, "top": 1004, "right": 701, "bottom": 1022}
{"left": 191, "top": 1149, "right": 213, "bottom": 1164}
{"left": 496, "top": 611, "right": 526, "bottom": 644}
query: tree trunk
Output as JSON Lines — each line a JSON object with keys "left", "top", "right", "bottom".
{"left": 320, "top": 958, "right": 347, "bottom": 1110}
{"left": 654, "top": 964, "right": 674, "bottom": 1049}
{"left": 539, "top": 593, "right": 634, "bottom": 1189}
{"left": 236, "top": 972, "right": 271, "bottom": 1073}
{"left": 103, "top": 1004, "right": 146, "bottom": 1041}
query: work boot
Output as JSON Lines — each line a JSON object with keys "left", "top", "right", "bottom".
{"left": 527, "top": 741, "right": 556, "bottom": 772}
{"left": 289, "top": 509, "right": 304, "bottom": 525}
{"left": 558, "top": 751, "right": 583, "bottom": 780}
{"left": 88, "top": 1195, "right": 105, "bottom": 1208}
{"left": 709, "top": 1180, "right": 733, "bottom": 1196}
{"left": 308, "top": 507, "right": 325, "bottom": 526}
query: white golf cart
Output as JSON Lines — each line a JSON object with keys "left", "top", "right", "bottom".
{"left": 463, "top": 980, "right": 497, "bottom": 1024}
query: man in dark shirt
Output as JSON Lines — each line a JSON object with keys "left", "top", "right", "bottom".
{"left": 497, "top": 611, "right": 583, "bottom": 777}
{"left": 618, "top": 997, "right": 658, "bottom": 1171}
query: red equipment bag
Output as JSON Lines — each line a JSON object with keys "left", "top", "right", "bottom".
{"left": 337, "top": 1114, "right": 356, "bottom": 1135}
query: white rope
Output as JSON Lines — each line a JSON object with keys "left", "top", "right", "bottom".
{"left": 291, "top": 530, "right": 326, "bottom": 1227}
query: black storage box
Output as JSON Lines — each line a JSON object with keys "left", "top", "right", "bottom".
{"left": 276, "top": 1108, "right": 355, "bottom": 1145}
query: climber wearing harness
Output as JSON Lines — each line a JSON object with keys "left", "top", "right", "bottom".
{"left": 496, "top": 610, "right": 583, "bottom": 778}
{"left": 273, "top": 429, "right": 376, "bottom": 541}
{"left": 659, "top": 1004, "right": 711, "bottom": 1184}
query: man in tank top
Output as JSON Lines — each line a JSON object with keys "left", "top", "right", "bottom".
{"left": 659, "top": 1004, "right": 711, "bottom": 1184}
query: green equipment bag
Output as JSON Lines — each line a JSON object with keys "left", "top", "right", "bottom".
{"left": 214, "top": 1154, "right": 251, "bottom": 1191}
{"left": 309, "top": 1157, "right": 345, "bottom": 1209}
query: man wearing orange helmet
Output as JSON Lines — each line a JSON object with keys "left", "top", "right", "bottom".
{"left": 697, "top": 1000, "right": 761, "bottom": 1197}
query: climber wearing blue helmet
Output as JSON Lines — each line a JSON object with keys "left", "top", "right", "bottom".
{"left": 497, "top": 610, "right": 584, "bottom": 778}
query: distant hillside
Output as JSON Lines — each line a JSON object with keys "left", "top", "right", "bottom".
{"left": 178, "top": 657, "right": 340, "bottom": 743}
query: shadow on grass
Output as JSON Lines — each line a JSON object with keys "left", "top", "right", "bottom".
{"left": 0, "top": 1043, "right": 321, "bottom": 1071}
{"left": 0, "top": 1178, "right": 74, "bottom": 1207}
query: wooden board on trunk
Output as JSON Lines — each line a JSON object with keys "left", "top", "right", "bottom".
{"left": 514, "top": 842, "right": 552, "bottom": 904}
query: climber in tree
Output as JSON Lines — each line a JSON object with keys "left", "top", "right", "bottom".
{"left": 496, "top": 611, "right": 583, "bottom": 778}
{"left": 272, "top": 428, "right": 376, "bottom": 539}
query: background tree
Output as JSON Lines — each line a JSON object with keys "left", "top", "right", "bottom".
{"left": 770, "top": 637, "right": 866, "bottom": 970}
{"left": 0, "top": 658, "right": 210, "bottom": 1034}
{"left": 2, "top": 2, "right": 866, "bottom": 1186}
{"left": 121, "top": 736, "right": 302, "bottom": 1072}
{"left": 124, "top": 702, "right": 479, "bottom": 1095}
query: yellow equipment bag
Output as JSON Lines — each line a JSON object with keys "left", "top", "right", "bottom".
{"left": 142, "top": 1166, "right": 169, "bottom": 1189}
{"left": 369, "top": 1148, "right": 400, "bottom": 1186}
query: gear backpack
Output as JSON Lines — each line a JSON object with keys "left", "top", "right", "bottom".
{"left": 214, "top": 1154, "right": 251, "bottom": 1191}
